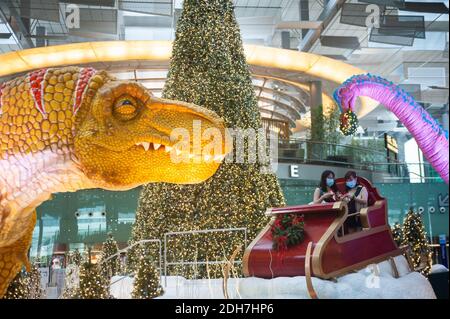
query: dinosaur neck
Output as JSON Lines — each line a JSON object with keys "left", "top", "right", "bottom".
{"left": 0, "top": 148, "right": 94, "bottom": 214}
{"left": 336, "top": 74, "right": 449, "bottom": 184}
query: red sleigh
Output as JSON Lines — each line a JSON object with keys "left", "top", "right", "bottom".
{"left": 243, "top": 177, "right": 403, "bottom": 282}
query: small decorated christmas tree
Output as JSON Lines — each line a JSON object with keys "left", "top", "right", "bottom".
{"left": 78, "top": 247, "right": 111, "bottom": 299}
{"left": 132, "top": 250, "right": 163, "bottom": 299}
{"left": 402, "top": 208, "right": 433, "bottom": 276}
{"left": 70, "top": 249, "right": 83, "bottom": 267}
{"left": 391, "top": 222, "right": 404, "bottom": 247}
{"left": 3, "top": 264, "right": 43, "bottom": 299}
{"left": 3, "top": 270, "right": 28, "bottom": 299}
{"left": 26, "top": 264, "right": 44, "bottom": 299}
{"left": 100, "top": 233, "right": 121, "bottom": 279}
{"left": 62, "top": 254, "right": 81, "bottom": 299}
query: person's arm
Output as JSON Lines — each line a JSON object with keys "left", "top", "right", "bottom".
{"left": 355, "top": 187, "right": 368, "bottom": 206}
{"left": 313, "top": 188, "right": 333, "bottom": 204}
{"left": 312, "top": 188, "right": 322, "bottom": 204}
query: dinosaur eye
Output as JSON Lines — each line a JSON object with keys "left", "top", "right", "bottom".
{"left": 114, "top": 96, "right": 138, "bottom": 120}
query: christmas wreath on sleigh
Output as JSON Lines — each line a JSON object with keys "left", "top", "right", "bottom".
{"left": 271, "top": 213, "right": 305, "bottom": 251}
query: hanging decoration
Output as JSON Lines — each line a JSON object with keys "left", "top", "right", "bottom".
{"left": 339, "top": 109, "right": 359, "bottom": 136}
{"left": 334, "top": 73, "right": 449, "bottom": 184}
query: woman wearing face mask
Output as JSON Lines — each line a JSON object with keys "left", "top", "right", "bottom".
{"left": 342, "top": 171, "right": 368, "bottom": 233}
{"left": 312, "top": 170, "right": 341, "bottom": 204}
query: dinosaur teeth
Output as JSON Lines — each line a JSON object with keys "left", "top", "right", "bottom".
{"left": 133, "top": 141, "right": 226, "bottom": 162}
{"left": 142, "top": 142, "right": 150, "bottom": 151}
{"left": 135, "top": 142, "right": 152, "bottom": 151}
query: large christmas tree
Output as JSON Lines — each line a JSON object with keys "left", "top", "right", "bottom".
{"left": 130, "top": 0, "right": 285, "bottom": 277}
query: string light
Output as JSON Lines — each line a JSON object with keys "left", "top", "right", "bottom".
{"left": 61, "top": 250, "right": 83, "bottom": 299}
{"left": 340, "top": 109, "right": 359, "bottom": 136}
{"left": 271, "top": 214, "right": 305, "bottom": 251}
{"left": 70, "top": 249, "right": 83, "bottom": 267}
{"left": 402, "top": 209, "right": 433, "bottom": 276}
{"left": 391, "top": 222, "right": 404, "bottom": 247}
{"left": 132, "top": 249, "right": 164, "bottom": 299}
{"left": 3, "top": 264, "right": 43, "bottom": 299}
{"left": 99, "top": 234, "right": 121, "bottom": 279}
{"left": 63, "top": 247, "right": 111, "bottom": 299}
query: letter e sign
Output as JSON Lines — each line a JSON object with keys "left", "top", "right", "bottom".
{"left": 290, "top": 165, "right": 299, "bottom": 178}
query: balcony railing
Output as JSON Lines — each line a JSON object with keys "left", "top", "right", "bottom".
{"left": 276, "top": 138, "right": 443, "bottom": 182}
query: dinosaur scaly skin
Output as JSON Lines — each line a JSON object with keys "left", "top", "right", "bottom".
{"left": 0, "top": 66, "right": 229, "bottom": 297}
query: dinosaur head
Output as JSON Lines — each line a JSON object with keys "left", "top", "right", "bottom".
{"left": 74, "top": 79, "right": 230, "bottom": 190}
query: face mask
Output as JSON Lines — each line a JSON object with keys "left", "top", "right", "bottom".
{"left": 326, "top": 178, "right": 335, "bottom": 187}
{"left": 346, "top": 180, "right": 357, "bottom": 189}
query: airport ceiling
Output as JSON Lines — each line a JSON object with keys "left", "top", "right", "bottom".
{"left": 0, "top": 0, "right": 448, "bottom": 137}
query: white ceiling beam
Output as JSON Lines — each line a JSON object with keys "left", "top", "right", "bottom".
{"left": 275, "top": 21, "right": 323, "bottom": 30}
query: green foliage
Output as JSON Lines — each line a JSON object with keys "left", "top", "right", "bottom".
{"left": 26, "top": 265, "right": 43, "bottom": 299}
{"left": 3, "top": 271, "right": 28, "bottom": 299}
{"left": 339, "top": 109, "right": 359, "bottom": 136}
{"left": 349, "top": 136, "right": 386, "bottom": 165}
{"left": 132, "top": 252, "right": 163, "bottom": 299}
{"left": 131, "top": 0, "right": 285, "bottom": 278}
{"left": 69, "top": 249, "right": 83, "bottom": 266}
{"left": 391, "top": 222, "right": 404, "bottom": 247}
{"left": 271, "top": 214, "right": 305, "bottom": 250}
{"left": 61, "top": 263, "right": 80, "bottom": 299}
{"left": 62, "top": 249, "right": 87, "bottom": 298}
{"left": 402, "top": 209, "right": 433, "bottom": 276}
{"left": 324, "top": 105, "right": 342, "bottom": 144}
{"left": 3, "top": 264, "right": 43, "bottom": 299}
{"left": 100, "top": 234, "right": 121, "bottom": 279}
{"left": 64, "top": 247, "right": 112, "bottom": 299}
{"left": 78, "top": 261, "right": 111, "bottom": 299}
{"left": 309, "top": 104, "right": 342, "bottom": 159}
{"left": 350, "top": 137, "right": 385, "bottom": 152}
{"left": 310, "top": 104, "right": 325, "bottom": 142}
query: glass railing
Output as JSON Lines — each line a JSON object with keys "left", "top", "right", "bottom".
{"left": 275, "top": 138, "right": 443, "bottom": 182}
{"left": 277, "top": 138, "right": 387, "bottom": 167}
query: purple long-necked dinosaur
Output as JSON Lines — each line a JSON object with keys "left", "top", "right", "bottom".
{"left": 334, "top": 74, "right": 449, "bottom": 184}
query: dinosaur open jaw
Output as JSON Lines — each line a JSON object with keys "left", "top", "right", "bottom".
{"left": 134, "top": 141, "right": 226, "bottom": 162}
{"left": 135, "top": 141, "right": 165, "bottom": 152}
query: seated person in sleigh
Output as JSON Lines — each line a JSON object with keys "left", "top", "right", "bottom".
{"left": 341, "top": 171, "right": 368, "bottom": 234}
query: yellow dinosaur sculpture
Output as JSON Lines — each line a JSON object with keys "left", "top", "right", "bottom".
{"left": 0, "top": 66, "right": 230, "bottom": 297}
